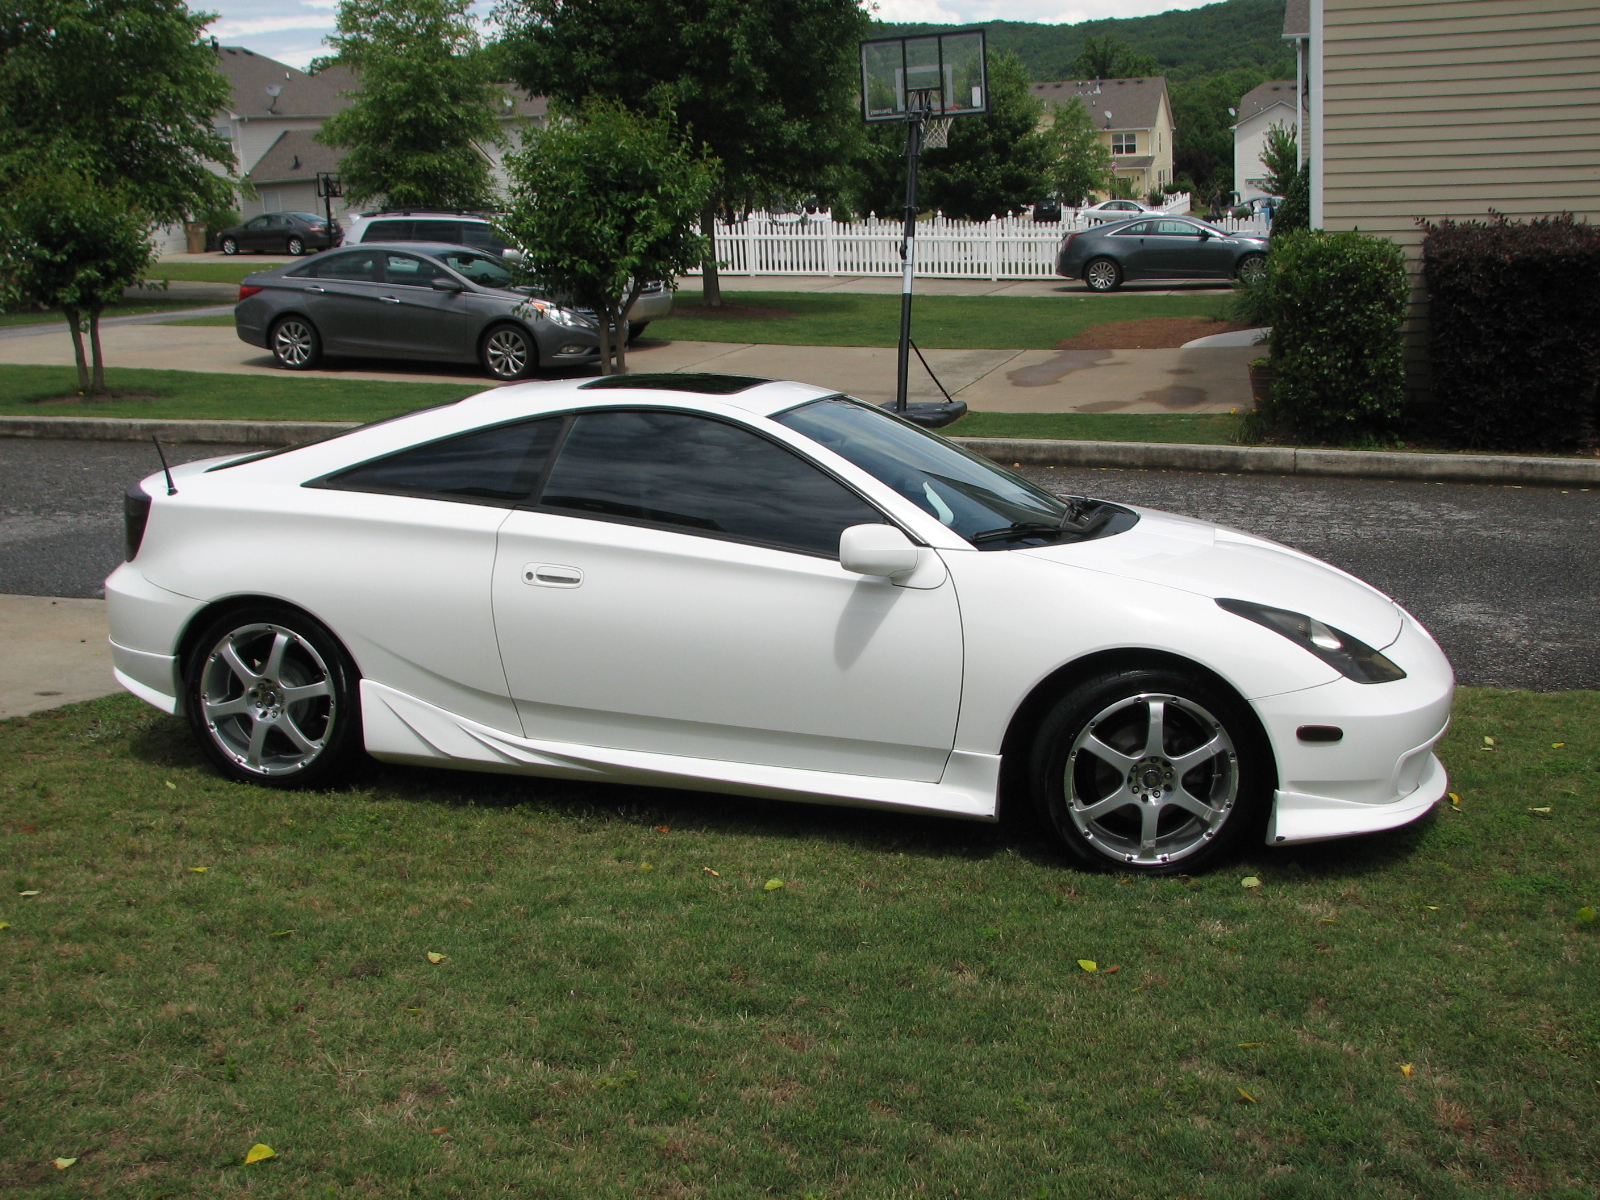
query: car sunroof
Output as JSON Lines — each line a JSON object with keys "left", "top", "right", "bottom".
{"left": 578, "top": 373, "right": 771, "bottom": 395}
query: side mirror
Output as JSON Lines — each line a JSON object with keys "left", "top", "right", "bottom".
{"left": 431, "top": 276, "right": 464, "bottom": 292}
{"left": 1198, "top": 230, "right": 1212, "bottom": 240}
{"left": 839, "top": 524, "right": 920, "bottom": 578}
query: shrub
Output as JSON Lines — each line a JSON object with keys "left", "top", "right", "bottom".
{"left": 1242, "top": 230, "right": 1408, "bottom": 445}
{"left": 1420, "top": 214, "right": 1600, "bottom": 451}
{"left": 1270, "top": 170, "right": 1308, "bottom": 237}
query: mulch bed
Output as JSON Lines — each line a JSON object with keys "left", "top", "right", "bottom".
{"left": 1056, "top": 317, "right": 1254, "bottom": 350}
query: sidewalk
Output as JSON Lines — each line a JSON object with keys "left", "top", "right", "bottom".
{"left": 0, "top": 322, "right": 1254, "bottom": 414}
{"left": 0, "top": 596, "right": 115, "bottom": 719}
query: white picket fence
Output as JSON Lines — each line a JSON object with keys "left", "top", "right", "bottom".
{"left": 687, "top": 198, "right": 1272, "bottom": 281}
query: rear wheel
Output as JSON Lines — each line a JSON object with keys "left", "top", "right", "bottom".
{"left": 1029, "top": 667, "right": 1270, "bottom": 874}
{"left": 1236, "top": 253, "right": 1267, "bottom": 285}
{"left": 270, "top": 316, "right": 321, "bottom": 370}
{"left": 1084, "top": 258, "right": 1122, "bottom": 292}
{"left": 220, "top": 237, "right": 239, "bottom": 255}
{"left": 481, "top": 324, "right": 538, "bottom": 380}
{"left": 184, "top": 605, "right": 364, "bottom": 789}
{"left": 627, "top": 321, "right": 650, "bottom": 343}
{"left": 287, "top": 235, "right": 305, "bottom": 256}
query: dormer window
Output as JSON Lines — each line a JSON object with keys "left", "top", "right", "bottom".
{"left": 1112, "top": 132, "right": 1137, "bottom": 155}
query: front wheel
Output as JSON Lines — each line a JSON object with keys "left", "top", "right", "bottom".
{"left": 220, "top": 237, "right": 239, "bottom": 255}
{"left": 626, "top": 321, "right": 649, "bottom": 344}
{"left": 270, "top": 316, "right": 321, "bottom": 370}
{"left": 1236, "top": 254, "right": 1267, "bottom": 285}
{"left": 1029, "top": 668, "right": 1270, "bottom": 874}
{"left": 287, "top": 235, "right": 305, "bottom": 256}
{"left": 1084, "top": 257, "right": 1122, "bottom": 292}
{"left": 481, "top": 324, "right": 538, "bottom": 380}
{"left": 184, "top": 606, "right": 364, "bottom": 789}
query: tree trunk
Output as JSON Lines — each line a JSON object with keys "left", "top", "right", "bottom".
{"left": 88, "top": 306, "right": 107, "bottom": 394}
{"left": 596, "top": 308, "right": 614, "bottom": 375}
{"left": 614, "top": 280, "right": 645, "bottom": 375}
{"left": 700, "top": 199, "right": 722, "bottom": 308}
{"left": 64, "top": 308, "right": 90, "bottom": 392}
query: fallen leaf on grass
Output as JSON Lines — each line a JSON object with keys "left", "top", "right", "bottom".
{"left": 54, "top": 1157, "right": 76, "bottom": 1170}
{"left": 702, "top": 867, "right": 720, "bottom": 877}
{"left": 405, "top": 1007, "right": 423, "bottom": 1013}
{"left": 654, "top": 825, "right": 670, "bottom": 834}
{"left": 1317, "top": 917, "right": 1337, "bottom": 924}
{"left": 188, "top": 867, "right": 207, "bottom": 873}
{"left": 1131, "top": 985, "right": 1144, "bottom": 992}
{"left": 1482, "top": 736, "right": 1495, "bottom": 748}
{"left": 244, "top": 1143, "right": 275, "bottom": 1165}
{"left": 165, "top": 781, "right": 177, "bottom": 790}
{"left": 268, "top": 930, "right": 293, "bottom": 938}
{"left": 637, "top": 862, "right": 653, "bottom": 873}
{"left": 426, "top": 952, "right": 446, "bottom": 964}
{"left": 1241, "top": 877, "right": 1262, "bottom": 890}
{"left": 763, "top": 878, "right": 785, "bottom": 891}
{"left": 1237, "top": 1088, "right": 1257, "bottom": 1103}
{"left": 429, "top": 1126, "right": 448, "bottom": 1135}
{"left": 1400, "top": 1063, "right": 1414, "bottom": 1078}
{"left": 0, "top": 922, "right": 10, "bottom": 930}
{"left": 1101, "top": 965, "right": 1122, "bottom": 975}
{"left": 1421, "top": 905, "right": 1439, "bottom": 911}
{"left": 1448, "top": 793, "right": 1462, "bottom": 810}
{"left": 1577, "top": 907, "right": 1597, "bottom": 924}
{"left": 1077, "top": 959, "right": 1098, "bottom": 973}
{"left": 1552, "top": 742, "right": 1566, "bottom": 748}
{"left": 1529, "top": 807, "right": 1553, "bottom": 816}
{"left": 18, "top": 890, "right": 39, "bottom": 897}
{"left": 1237, "top": 1042, "right": 1261, "bottom": 1048}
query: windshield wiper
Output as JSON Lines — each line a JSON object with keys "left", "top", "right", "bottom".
{"left": 969, "top": 498, "right": 1114, "bottom": 546}
{"left": 969, "top": 520, "right": 1063, "bottom": 545}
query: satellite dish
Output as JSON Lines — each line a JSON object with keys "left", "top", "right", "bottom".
{"left": 265, "top": 84, "right": 282, "bottom": 97}
{"left": 1228, "top": 107, "right": 1237, "bottom": 116}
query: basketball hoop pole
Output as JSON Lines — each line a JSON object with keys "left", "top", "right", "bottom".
{"left": 894, "top": 101, "right": 928, "bottom": 414}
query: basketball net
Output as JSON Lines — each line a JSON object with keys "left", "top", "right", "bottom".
{"left": 923, "top": 118, "right": 953, "bottom": 149}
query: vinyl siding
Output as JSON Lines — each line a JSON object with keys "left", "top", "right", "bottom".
{"left": 1320, "top": 0, "right": 1600, "bottom": 396}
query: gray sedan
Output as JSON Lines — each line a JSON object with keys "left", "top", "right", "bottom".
{"left": 235, "top": 243, "right": 606, "bottom": 380}
{"left": 1056, "top": 217, "right": 1269, "bottom": 292}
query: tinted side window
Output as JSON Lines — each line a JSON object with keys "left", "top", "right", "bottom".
{"left": 363, "top": 219, "right": 413, "bottom": 242}
{"left": 413, "top": 220, "right": 463, "bottom": 243}
{"left": 461, "top": 224, "right": 507, "bottom": 253}
{"left": 1154, "top": 219, "right": 1199, "bottom": 236}
{"left": 247, "top": 216, "right": 271, "bottom": 230}
{"left": 538, "top": 410, "right": 883, "bottom": 557}
{"left": 300, "top": 250, "right": 381, "bottom": 281}
{"left": 383, "top": 252, "right": 445, "bottom": 286}
{"left": 321, "top": 418, "right": 563, "bottom": 505}
{"left": 1113, "top": 221, "right": 1154, "bottom": 236}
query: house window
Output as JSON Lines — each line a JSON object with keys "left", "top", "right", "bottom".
{"left": 1112, "top": 132, "right": 1137, "bottom": 155}
{"left": 262, "top": 191, "right": 282, "bottom": 213}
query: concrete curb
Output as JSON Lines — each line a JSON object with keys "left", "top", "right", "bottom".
{"left": 2, "top": 414, "right": 1596, "bottom": 486}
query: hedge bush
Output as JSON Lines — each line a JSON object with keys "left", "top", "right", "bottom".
{"left": 1244, "top": 230, "right": 1408, "bottom": 445}
{"left": 1420, "top": 214, "right": 1600, "bottom": 451}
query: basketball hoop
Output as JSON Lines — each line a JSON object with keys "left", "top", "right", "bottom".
{"left": 923, "top": 119, "right": 952, "bottom": 149}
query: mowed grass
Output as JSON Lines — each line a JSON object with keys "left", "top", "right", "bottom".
{"left": 1, "top": 688, "right": 1596, "bottom": 1197}
{"left": 650, "top": 290, "right": 1233, "bottom": 349}
{"left": 149, "top": 261, "right": 288, "bottom": 286}
{"left": 0, "top": 300, "right": 219, "bottom": 329}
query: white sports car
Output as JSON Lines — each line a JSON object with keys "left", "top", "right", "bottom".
{"left": 108, "top": 375, "right": 1454, "bottom": 874}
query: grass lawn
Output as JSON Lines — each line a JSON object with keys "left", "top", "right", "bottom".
{"left": 0, "top": 688, "right": 1595, "bottom": 1196}
{"left": 149, "top": 262, "right": 285, "bottom": 286}
{"left": 0, "top": 300, "right": 219, "bottom": 329}
{"left": 648, "top": 290, "right": 1233, "bottom": 349}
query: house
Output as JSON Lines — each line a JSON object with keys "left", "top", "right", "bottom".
{"left": 1029, "top": 77, "right": 1176, "bottom": 197}
{"left": 1231, "top": 81, "right": 1302, "bottom": 201}
{"left": 1286, "top": 0, "right": 1600, "bottom": 394}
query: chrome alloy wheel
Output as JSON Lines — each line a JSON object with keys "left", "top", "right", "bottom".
{"left": 1065, "top": 693, "right": 1238, "bottom": 867}
{"left": 1085, "top": 259, "right": 1119, "bottom": 291}
{"left": 1237, "top": 255, "right": 1267, "bottom": 285}
{"left": 484, "top": 327, "right": 530, "bottom": 378}
{"left": 273, "top": 320, "right": 315, "bottom": 367}
{"left": 199, "top": 624, "right": 336, "bottom": 777}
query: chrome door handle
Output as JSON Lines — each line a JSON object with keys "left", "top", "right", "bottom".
{"left": 305, "top": 285, "right": 326, "bottom": 293}
{"left": 522, "top": 563, "right": 583, "bottom": 588}
{"left": 380, "top": 295, "right": 400, "bottom": 304}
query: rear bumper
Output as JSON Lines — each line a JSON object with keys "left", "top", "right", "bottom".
{"left": 627, "top": 288, "right": 673, "bottom": 322}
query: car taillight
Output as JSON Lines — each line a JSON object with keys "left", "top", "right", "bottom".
{"left": 1061, "top": 231, "right": 1080, "bottom": 251}
{"left": 239, "top": 285, "right": 264, "bottom": 300}
{"left": 124, "top": 485, "right": 152, "bottom": 561}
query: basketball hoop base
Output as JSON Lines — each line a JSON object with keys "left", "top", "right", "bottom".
{"left": 880, "top": 399, "right": 968, "bottom": 429}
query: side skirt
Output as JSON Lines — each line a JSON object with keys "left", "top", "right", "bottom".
{"left": 361, "top": 680, "right": 1000, "bottom": 821}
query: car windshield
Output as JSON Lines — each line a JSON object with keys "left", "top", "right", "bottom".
{"left": 776, "top": 397, "right": 1079, "bottom": 546}
{"left": 438, "top": 249, "right": 515, "bottom": 289}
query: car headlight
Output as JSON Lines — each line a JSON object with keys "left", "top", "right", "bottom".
{"left": 1217, "top": 598, "right": 1406, "bottom": 684}
{"left": 526, "top": 300, "right": 590, "bottom": 329}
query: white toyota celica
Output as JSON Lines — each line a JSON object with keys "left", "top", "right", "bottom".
{"left": 108, "top": 375, "right": 1454, "bottom": 875}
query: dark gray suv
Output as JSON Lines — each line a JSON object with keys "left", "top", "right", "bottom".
{"left": 234, "top": 243, "right": 602, "bottom": 380}
{"left": 1056, "top": 216, "right": 1269, "bottom": 292}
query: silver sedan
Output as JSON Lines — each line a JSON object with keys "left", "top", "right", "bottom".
{"left": 1056, "top": 217, "right": 1269, "bottom": 292}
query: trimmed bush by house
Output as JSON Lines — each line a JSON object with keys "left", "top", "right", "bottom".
{"left": 1244, "top": 230, "right": 1408, "bottom": 445}
{"left": 1421, "top": 214, "right": 1600, "bottom": 452}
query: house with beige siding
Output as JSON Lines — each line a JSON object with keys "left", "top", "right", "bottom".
{"left": 1030, "top": 77, "right": 1176, "bottom": 197}
{"left": 1289, "top": 0, "right": 1600, "bottom": 393}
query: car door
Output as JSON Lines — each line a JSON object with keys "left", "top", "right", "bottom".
{"left": 1143, "top": 219, "right": 1236, "bottom": 277}
{"left": 241, "top": 215, "right": 273, "bottom": 250}
{"left": 1108, "top": 220, "right": 1159, "bottom": 277}
{"left": 491, "top": 408, "right": 965, "bottom": 781}
{"left": 296, "top": 248, "right": 388, "bottom": 353}
{"left": 376, "top": 251, "right": 473, "bottom": 359}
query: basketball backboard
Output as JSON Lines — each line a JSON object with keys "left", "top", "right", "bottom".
{"left": 860, "top": 29, "right": 987, "bottom": 123}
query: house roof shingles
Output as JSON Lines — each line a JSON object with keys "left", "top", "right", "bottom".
{"left": 245, "top": 130, "right": 344, "bottom": 184}
{"left": 1029, "top": 76, "right": 1168, "bottom": 130}
{"left": 1236, "top": 80, "right": 1302, "bottom": 124}
{"left": 215, "top": 45, "right": 357, "bottom": 119}
{"left": 1282, "top": 0, "right": 1310, "bottom": 39}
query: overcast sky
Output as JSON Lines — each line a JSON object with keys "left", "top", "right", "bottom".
{"left": 203, "top": 1, "right": 1214, "bottom": 70}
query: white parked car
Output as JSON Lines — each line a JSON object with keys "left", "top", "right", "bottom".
{"left": 108, "top": 376, "right": 1453, "bottom": 874}
{"left": 1080, "top": 198, "right": 1160, "bottom": 222}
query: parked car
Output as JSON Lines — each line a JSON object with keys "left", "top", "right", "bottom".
{"left": 1079, "top": 198, "right": 1158, "bottom": 223}
{"left": 109, "top": 375, "right": 1453, "bottom": 876}
{"left": 1227, "top": 196, "right": 1279, "bottom": 220}
{"left": 235, "top": 242, "right": 604, "bottom": 379}
{"left": 217, "top": 212, "right": 338, "bottom": 256}
{"left": 1057, "top": 216, "right": 1269, "bottom": 291}
{"left": 341, "top": 210, "right": 673, "bottom": 329}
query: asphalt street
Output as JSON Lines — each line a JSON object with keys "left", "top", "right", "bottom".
{"left": 1, "top": 438, "right": 1595, "bottom": 691}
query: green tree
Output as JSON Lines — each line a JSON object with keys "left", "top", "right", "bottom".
{"left": 0, "top": 0, "right": 236, "bottom": 222}
{"left": 1271, "top": 169, "right": 1310, "bottom": 236}
{"left": 920, "top": 52, "right": 1051, "bottom": 220}
{"left": 1169, "top": 66, "right": 1277, "bottom": 196}
{"left": 1043, "top": 99, "right": 1110, "bottom": 206}
{"left": 499, "top": 98, "right": 716, "bottom": 374}
{"left": 495, "top": 0, "right": 867, "bottom": 306}
{"left": 0, "top": 169, "right": 156, "bottom": 394}
{"left": 1259, "top": 120, "right": 1300, "bottom": 198}
{"left": 1070, "top": 34, "right": 1158, "bottom": 80}
{"left": 316, "top": 0, "right": 503, "bottom": 210}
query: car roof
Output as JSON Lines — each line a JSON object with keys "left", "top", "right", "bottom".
{"left": 470, "top": 375, "right": 837, "bottom": 419}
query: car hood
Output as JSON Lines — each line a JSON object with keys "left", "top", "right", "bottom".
{"left": 1019, "top": 506, "right": 1403, "bottom": 648}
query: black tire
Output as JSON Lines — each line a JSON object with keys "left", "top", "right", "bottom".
{"left": 220, "top": 237, "right": 239, "bottom": 255}
{"left": 270, "top": 316, "right": 321, "bottom": 370}
{"left": 480, "top": 323, "right": 538, "bottom": 380}
{"left": 1084, "top": 257, "right": 1122, "bottom": 292}
{"left": 287, "top": 235, "right": 305, "bottom": 256}
{"left": 627, "top": 321, "right": 649, "bottom": 344}
{"left": 1029, "top": 667, "right": 1271, "bottom": 875}
{"left": 183, "top": 604, "right": 365, "bottom": 789}
{"left": 1236, "top": 253, "right": 1267, "bottom": 285}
